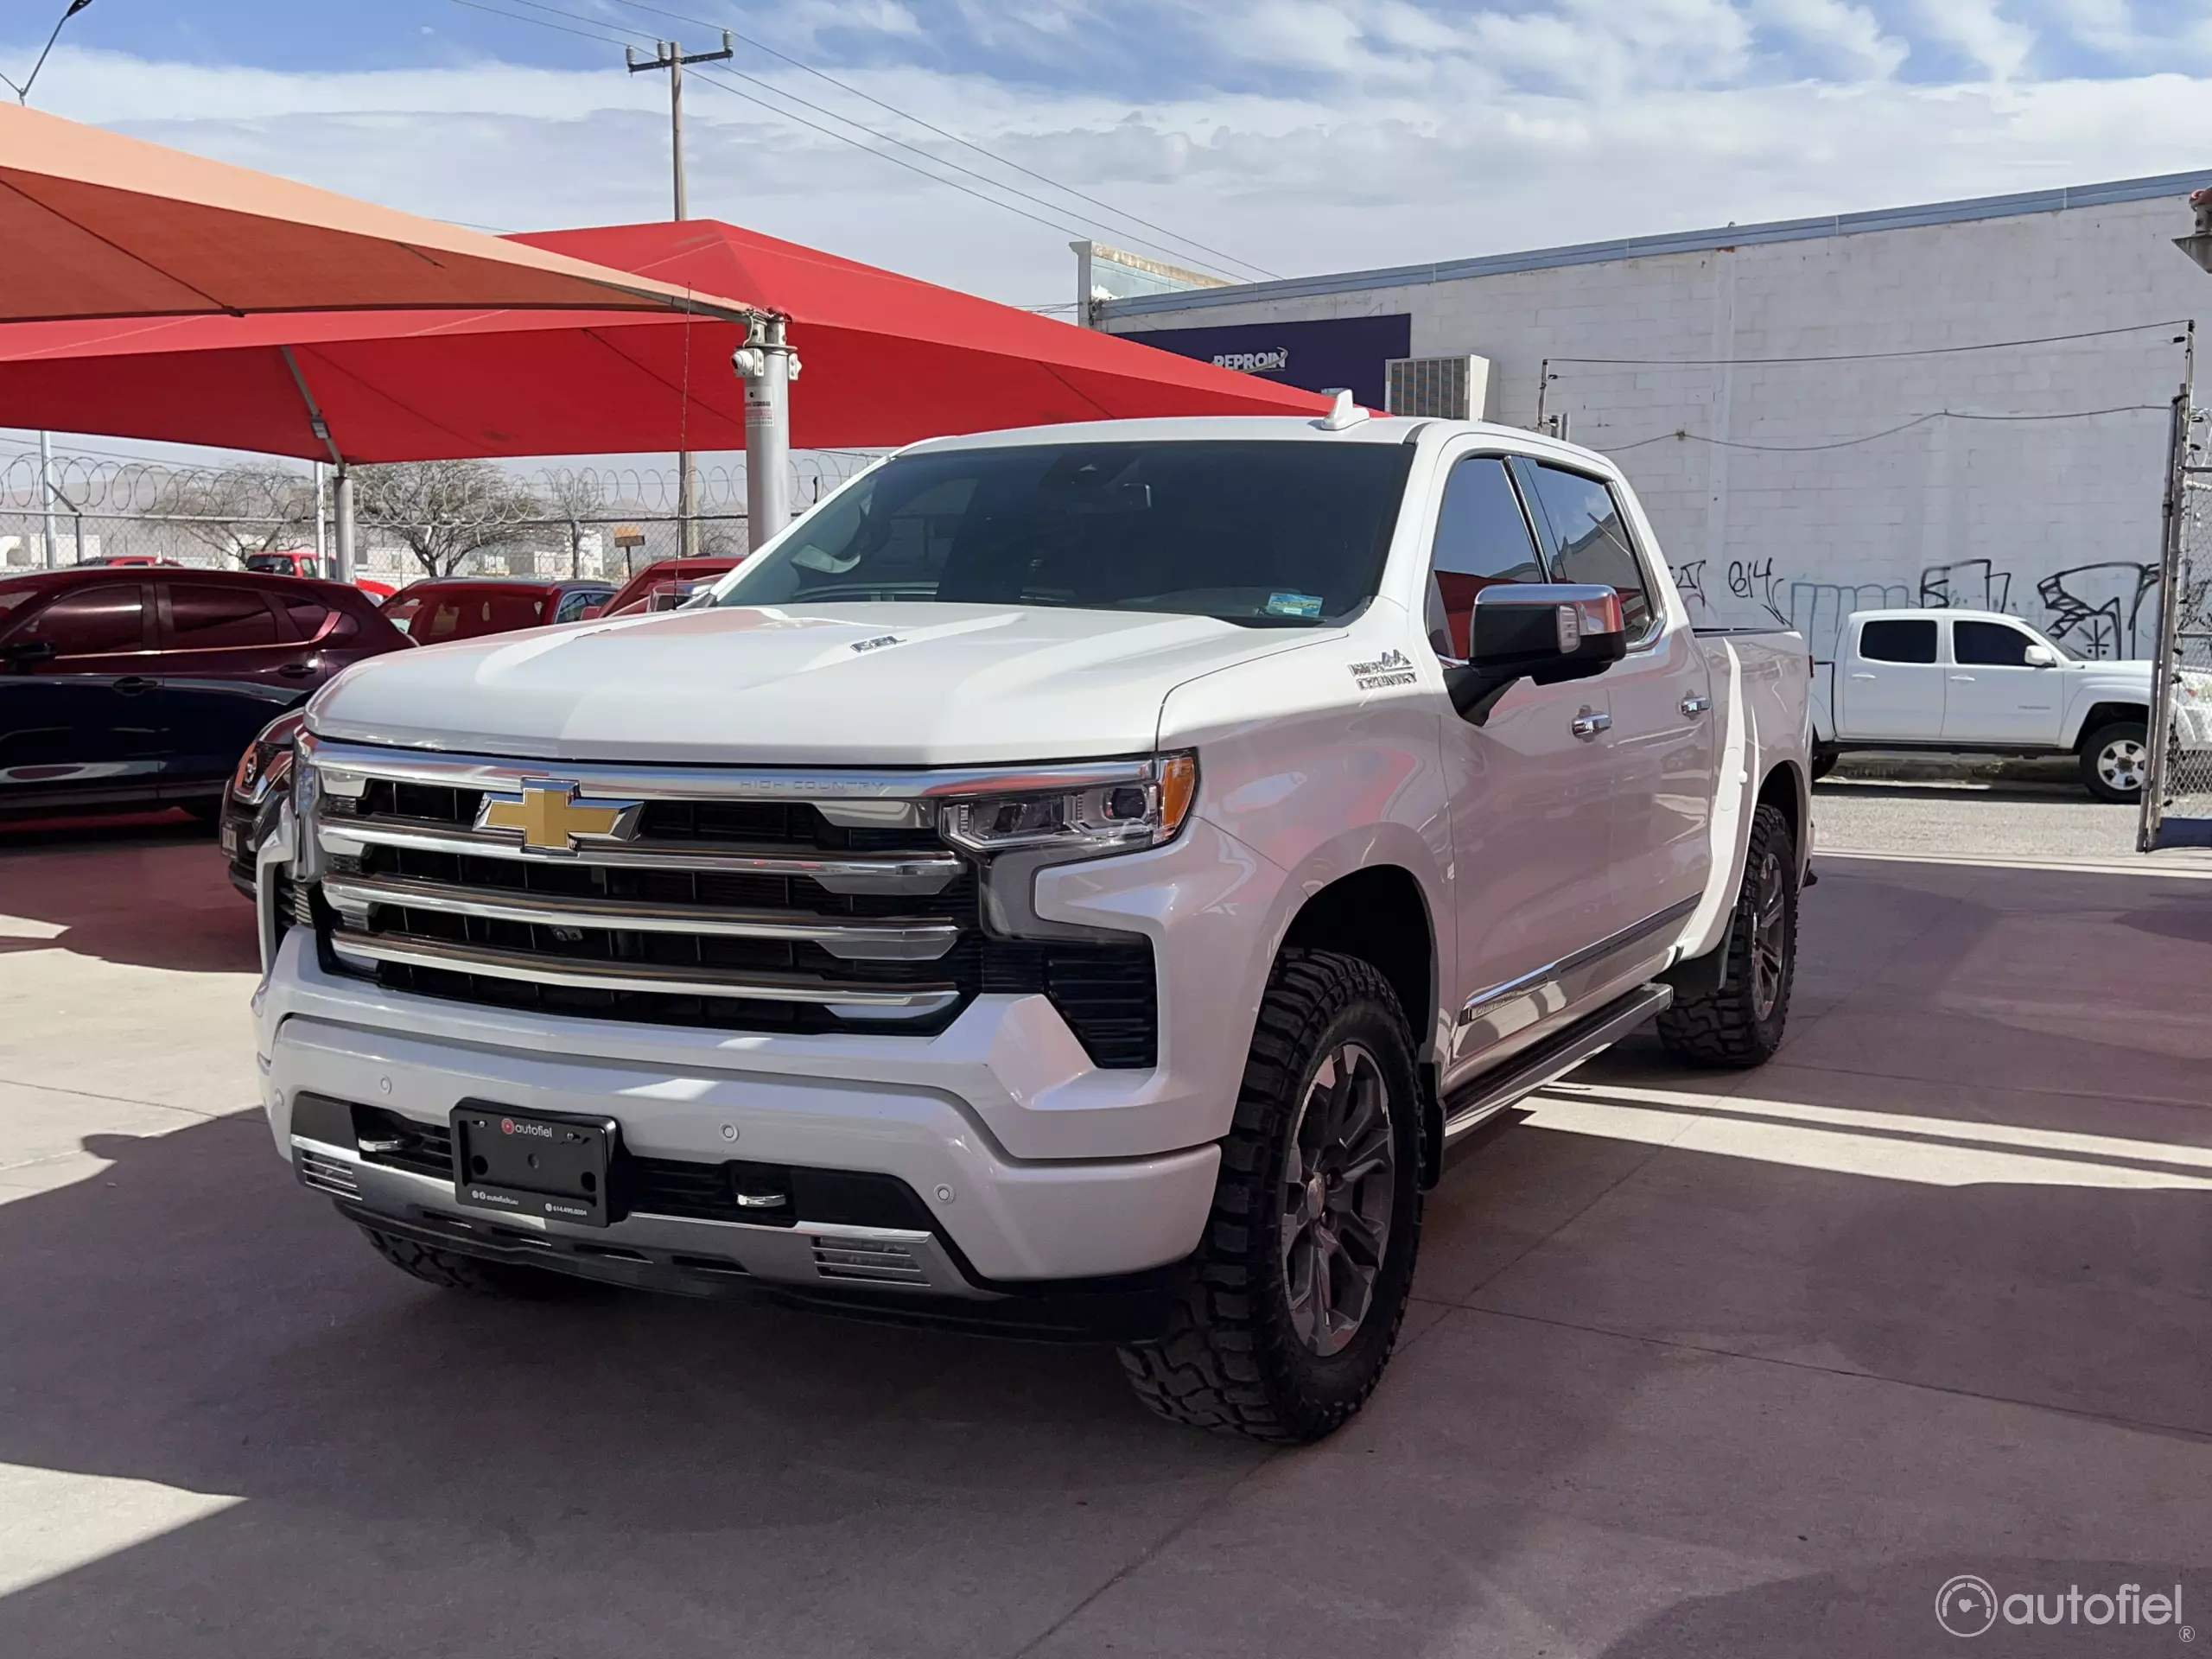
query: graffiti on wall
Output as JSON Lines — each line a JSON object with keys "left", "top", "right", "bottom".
{"left": 1671, "top": 556, "right": 2164, "bottom": 664}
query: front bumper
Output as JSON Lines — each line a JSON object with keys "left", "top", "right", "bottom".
{"left": 257, "top": 929, "right": 1224, "bottom": 1288}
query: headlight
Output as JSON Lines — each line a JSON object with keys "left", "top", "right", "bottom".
{"left": 941, "top": 753, "right": 1198, "bottom": 857}
{"left": 232, "top": 711, "right": 308, "bottom": 803}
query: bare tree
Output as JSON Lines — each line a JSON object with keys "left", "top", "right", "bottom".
{"left": 538, "top": 469, "right": 604, "bottom": 579}
{"left": 352, "top": 460, "right": 547, "bottom": 578}
{"left": 150, "top": 464, "right": 314, "bottom": 564}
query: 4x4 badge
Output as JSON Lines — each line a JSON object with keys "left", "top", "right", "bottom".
{"left": 475, "top": 781, "right": 643, "bottom": 853}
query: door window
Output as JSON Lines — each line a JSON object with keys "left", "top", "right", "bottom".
{"left": 1859, "top": 619, "right": 1938, "bottom": 664}
{"left": 1952, "top": 620, "right": 2034, "bottom": 666}
{"left": 553, "top": 588, "right": 609, "bottom": 623}
{"left": 17, "top": 586, "right": 146, "bottom": 657}
{"left": 168, "top": 584, "right": 280, "bottom": 649}
{"left": 1520, "top": 465, "right": 1656, "bottom": 644}
{"left": 282, "top": 596, "right": 331, "bottom": 640}
{"left": 1427, "top": 455, "right": 1544, "bottom": 658}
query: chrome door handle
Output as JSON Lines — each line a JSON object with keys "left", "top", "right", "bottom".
{"left": 1570, "top": 709, "right": 1611, "bottom": 741}
{"left": 1680, "top": 694, "right": 1709, "bottom": 717}
{"left": 1948, "top": 674, "right": 1974, "bottom": 682}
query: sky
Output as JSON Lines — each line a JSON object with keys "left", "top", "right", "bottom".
{"left": 3, "top": 0, "right": 2209, "bottom": 474}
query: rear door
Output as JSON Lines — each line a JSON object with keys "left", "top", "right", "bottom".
{"left": 1518, "top": 460, "right": 1717, "bottom": 931}
{"left": 1840, "top": 617, "right": 1943, "bottom": 740}
{"left": 1942, "top": 618, "right": 2064, "bottom": 746}
{"left": 0, "top": 582, "right": 161, "bottom": 810}
{"left": 152, "top": 580, "right": 315, "bottom": 791}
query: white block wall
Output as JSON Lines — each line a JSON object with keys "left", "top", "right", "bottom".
{"left": 1107, "top": 192, "right": 2212, "bottom": 662}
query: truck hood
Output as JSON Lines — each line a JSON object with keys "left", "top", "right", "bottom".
{"left": 308, "top": 601, "right": 1324, "bottom": 765}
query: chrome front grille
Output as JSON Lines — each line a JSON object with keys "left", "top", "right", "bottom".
{"left": 297, "top": 739, "right": 1160, "bottom": 1061}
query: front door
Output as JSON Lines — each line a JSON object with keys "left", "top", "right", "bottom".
{"left": 1516, "top": 461, "right": 1718, "bottom": 926}
{"left": 1941, "top": 617, "right": 2066, "bottom": 746}
{"left": 0, "top": 581, "right": 161, "bottom": 810}
{"left": 1425, "top": 451, "right": 1619, "bottom": 1086}
{"left": 1842, "top": 616, "right": 1944, "bottom": 741}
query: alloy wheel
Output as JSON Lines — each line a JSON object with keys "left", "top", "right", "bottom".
{"left": 2098, "top": 738, "right": 2146, "bottom": 794}
{"left": 1751, "top": 849, "right": 1788, "bottom": 1023}
{"left": 1281, "top": 1040, "right": 1396, "bottom": 1357}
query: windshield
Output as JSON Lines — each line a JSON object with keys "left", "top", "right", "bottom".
{"left": 712, "top": 440, "right": 1414, "bottom": 626}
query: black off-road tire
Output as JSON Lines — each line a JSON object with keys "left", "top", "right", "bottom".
{"left": 359, "top": 1225, "right": 575, "bottom": 1297}
{"left": 2079, "top": 721, "right": 2147, "bottom": 804}
{"left": 1118, "top": 950, "right": 1423, "bottom": 1444}
{"left": 1656, "top": 802, "right": 1797, "bottom": 1069}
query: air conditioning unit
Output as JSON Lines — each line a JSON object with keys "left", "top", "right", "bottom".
{"left": 1385, "top": 354, "right": 1492, "bottom": 421}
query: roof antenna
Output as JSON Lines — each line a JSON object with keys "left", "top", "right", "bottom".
{"left": 1313, "top": 388, "right": 1369, "bottom": 431}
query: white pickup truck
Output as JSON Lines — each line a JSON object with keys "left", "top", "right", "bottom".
{"left": 1812, "top": 607, "right": 2170, "bottom": 802}
{"left": 251, "top": 410, "right": 1812, "bottom": 1441}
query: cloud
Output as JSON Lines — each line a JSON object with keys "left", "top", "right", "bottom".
{"left": 8, "top": 12, "right": 2209, "bottom": 315}
{"left": 1912, "top": 0, "right": 2037, "bottom": 79}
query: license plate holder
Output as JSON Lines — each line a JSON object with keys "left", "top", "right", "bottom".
{"left": 450, "top": 1103, "right": 620, "bottom": 1228}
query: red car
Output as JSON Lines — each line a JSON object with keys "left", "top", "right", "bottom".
{"left": 588, "top": 556, "right": 741, "bottom": 618}
{"left": 240, "top": 550, "right": 396, "bottom": 600}
{"left": 379, "top": 576, "right": 617, "bottom": 643}
{"left": 0, "top": 566, "right": 410, "bottom": 820}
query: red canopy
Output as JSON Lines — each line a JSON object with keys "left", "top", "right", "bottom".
{"left": 0, "top": 219, "right": 1324, "bottom": 460}
{"left": 0, "top": 105, "right": 754, "bottom": 325}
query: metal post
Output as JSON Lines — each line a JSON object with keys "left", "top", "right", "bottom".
{"left": 2139, "top": 321, "right": 2196, "bottom": 853}
{"left": 314, "top": 460, "right": 327, "bottom": 575}
{"left": 333, "top": 465, "right": 355, "bottom": 586}
{"left": 38, "top": 429, "right": 60, "bottom": 567}
{"left": 736, "top": 315, "right": 797, "bottom": 549}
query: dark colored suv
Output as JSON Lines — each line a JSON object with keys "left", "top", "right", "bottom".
{"left": 0, "top": 567, "right": 410, "bottom": 820}
{"left": 380, "top": 577, "right": 615, "bottom": 643}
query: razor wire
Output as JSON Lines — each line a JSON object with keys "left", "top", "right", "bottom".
{"left": 0, "top": 448, "right": 879, "bottom": 575}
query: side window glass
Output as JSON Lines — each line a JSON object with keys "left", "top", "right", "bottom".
{"left": 168, "top": 583, "right": 280, "bottom": 649}
{"left": 427, "top": 601, "right": 462, "bottom": 639}
{"left": 1859, "top": 619, "right": 1938, "bottom": 664}
{"left": 1426, "top": 455, "right": 1543, "bottom": 658}
{"left": 1522, "top": 464, "right": 1656, "bottom": 643}
{"left": 16, "top": 586, "right": 145, "bottom": 658}
{"left": 283, "top": 597, "right": 332, "bottom": 641}
{"left": 553, "top": 589, "right": 603, "bottom": 623}
{"left": 1954, "top": 620, "right": 2031, "bottom": 666}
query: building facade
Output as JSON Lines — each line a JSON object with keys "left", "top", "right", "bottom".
{"left": 1097, "top": 172, "right": 2212, "bottom": 661}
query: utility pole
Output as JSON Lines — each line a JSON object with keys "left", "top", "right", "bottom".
{"left": 629, "top": 31, "right": 732, "bottom": 559}
{"left": 9, "top": 1, "right": 95, "bottom": 570}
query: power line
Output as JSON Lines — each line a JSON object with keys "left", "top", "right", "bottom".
{"left": 455, "top": 0, "right": 1147, "bottom": 262}
{"left": 469, "top": 0, "right": 1267, "bottom": 283}
{"left": 1547, "top": 321, "right": 2192, "bottom": 371}
{"left": 1601, "top": 404, "right": 2168, "bottom": 454}
{"left": 605, "top": 0, "right": 1279, "bottom": 281}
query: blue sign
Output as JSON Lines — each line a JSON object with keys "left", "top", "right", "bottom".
{"left": 1115, "top": 314, "right": 1412, "bottom": 410}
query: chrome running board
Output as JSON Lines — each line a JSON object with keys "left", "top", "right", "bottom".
{"left": 1440, "top": 982, "right": 1675, "bottom": 1162}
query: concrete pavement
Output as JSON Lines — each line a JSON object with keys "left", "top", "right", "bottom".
{"left": 3, "top": 812, "right": 2209, "bottom": 1657}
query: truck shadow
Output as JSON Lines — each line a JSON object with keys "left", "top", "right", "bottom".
{"left": 0, "top": 838, "right": 257, "bottom": 975}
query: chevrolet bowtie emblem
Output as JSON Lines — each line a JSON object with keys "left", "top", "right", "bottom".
{"left": 474, "top": 781, "right": 641, "bottom": 853}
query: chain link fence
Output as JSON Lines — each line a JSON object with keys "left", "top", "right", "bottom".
{"left": 2142, "top": 400, "right": 2212, "bottom": 849}
{"left": 0, "top": 448, "right": 878, "bottom": 581}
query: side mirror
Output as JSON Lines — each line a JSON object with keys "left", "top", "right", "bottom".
{"left": 1442, "top": 584, "right": 1628, "bottom": 723}
{"left": 3, "top": 639, "right": 59, "bottom": 672}
{"left": 2023, "top": 644, "right": 2057, "bottom": 667}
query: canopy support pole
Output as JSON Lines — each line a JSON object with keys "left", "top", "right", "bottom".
{"left": 333, "top": 467, "right": 356, "bottom": 586}
{"left": 736, "top": 315, "right": 798, "bottom": 551}
{"left": 282, "top": 346, "right": 353, "bottom": 583}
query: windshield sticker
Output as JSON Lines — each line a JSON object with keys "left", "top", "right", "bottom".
{"left": 1266, "top": 592, "right": 1324, "bottom": 619}
{"left": 1349, "top": 648, "right": 1417, "bottom": 690}
{"left": 850, "top": 633, "right": 903, "bottom": 654}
